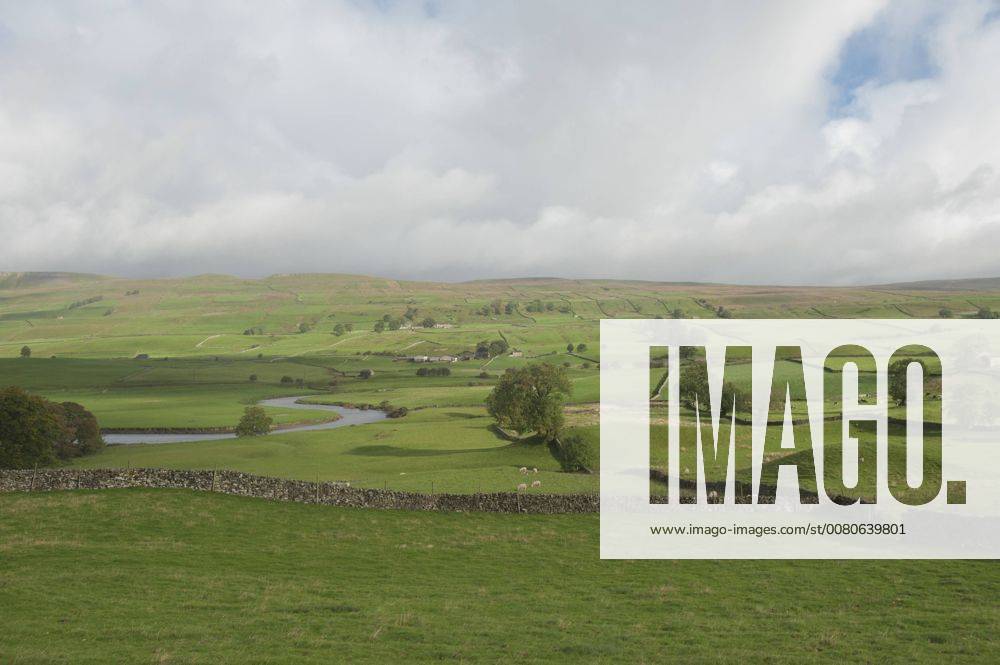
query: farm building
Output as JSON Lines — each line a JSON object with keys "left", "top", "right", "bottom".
{"left": 509, "top": 350, "right": 523, "bottom": 358}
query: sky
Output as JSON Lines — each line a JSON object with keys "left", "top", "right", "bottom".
{"left": 1, "top": 0, "right": 1000, "bottom": 285}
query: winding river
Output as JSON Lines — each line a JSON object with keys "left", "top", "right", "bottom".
{"left": 103, "top": 396, "right": 387, "bottom": 445}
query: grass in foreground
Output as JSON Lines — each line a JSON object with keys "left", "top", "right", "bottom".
{"left": 1, "top": 489, "right": 997, "bottom": 663}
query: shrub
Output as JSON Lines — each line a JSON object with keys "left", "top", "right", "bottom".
{"left": 387, "top": 406, "right": 408, "bottom": 418}
{"left": 280, "top": 375, "right": 293, "bottom": 384}
{"left": 549, "top": 434, "right": 598, "bottom": 473}
{"left": 249, "top": 374, "right": 258, "bottom": 383}
{"left": 359, "top": 369, "right": 374, "bottom": 379}
{"left": 19, "top": 346, "right": 30, "bottom": 358}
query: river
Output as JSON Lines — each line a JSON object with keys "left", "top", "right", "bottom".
{"left": 102, "top": 395, "right": 387, "bottom": 445}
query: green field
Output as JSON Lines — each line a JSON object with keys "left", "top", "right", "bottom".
{"left": 3, "top": 271, "right": 999, "bottom": 661}
{"left": 2, "top": 489, "right": 997, "bottom": 663}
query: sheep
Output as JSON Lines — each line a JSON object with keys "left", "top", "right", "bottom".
{"left": 517, "top": 483, "right": 527, "bottom": 491}
{"left": 519, "top": 467, "right": 528, "bottom": 474}
{"left": 531, "top": 480, "right": 541, "bottom": 488}
{"left": 532, "top": 468, "right": 538, "bottom": 474}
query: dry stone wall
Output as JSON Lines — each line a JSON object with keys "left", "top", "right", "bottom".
{"left": 0, "top": 468, "right": 599, "bottom": 514}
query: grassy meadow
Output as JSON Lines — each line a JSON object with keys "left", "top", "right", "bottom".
{"left": 2, "top": 271, "right": 999, "bottom": 661}
{"left": 1, "top": 489, "right": 997, "bottom": 663}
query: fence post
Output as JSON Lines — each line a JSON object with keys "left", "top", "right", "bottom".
{"left": 212, "top": 469, "right": 218, "bottom": 493}
{"left": 30, "top": 464, "right": 37, "bottom": 492}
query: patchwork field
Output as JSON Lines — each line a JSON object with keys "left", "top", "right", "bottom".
{"left": 3, "top": 271, "right": 1000, "bottom": 661}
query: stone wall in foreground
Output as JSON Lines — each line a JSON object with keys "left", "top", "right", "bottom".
{"left": 0, "top": 468, "right": 599, "bottom": 514}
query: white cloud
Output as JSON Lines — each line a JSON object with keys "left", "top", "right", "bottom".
{"left": 1, "top": 0, "right": 999, "bottom": 283}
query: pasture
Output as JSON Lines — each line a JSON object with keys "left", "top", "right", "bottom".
{"left": 1, "top": 489, "right": 997, "bottom": 663}
{"left": 2, "top": 271, "right": 999, "bottom": 661}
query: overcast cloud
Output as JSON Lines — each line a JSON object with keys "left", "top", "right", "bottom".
{"left": 1, "top": 0, "right": 1000, "bottom": 284}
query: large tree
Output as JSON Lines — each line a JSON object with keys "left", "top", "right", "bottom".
{"left": 0, "top": 387, "right": 104, "bottom": 468}
{"left": 485, "top": 363, "right": 571, "bottom": 442}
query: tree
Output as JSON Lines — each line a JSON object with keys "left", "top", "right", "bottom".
{"left": 235, "top": 406, "right": 272, "bottom": 437}
{"left": 976, "top": 307, "right": 999, "bottom": 319}
{"left": 888, "top": 358, "right": 926, "bottom": 406}
{"left": 939, "top": 308, "right": 953, "bottom": 318}
{"left": 20, "top": 346, "right": 30, "bottom": 358}
{"left": 576, "top": 343, "right": 587, "bottom": 352}
{"left": 359, "top": 369, "right": 374, "bottom": 379}
{"left": 678, "top": 362, "right": 749, "bottom": 416}
{"left": 333, "top": 323, "right": 345, "bottom": 336}
{"left": 280, "top": 375, "right": 294, "bottom": 384}
{"left": 373, "top": 320, "right": 386, "bottom": 333}
{"left": 54, "top": 401, "right": 104, "bottom": 458}
{"left": 0, "top": 387, "right": 64, "bottom": 468}
{"left": 566, "top": 343, "right": 574, "bottom": 352}
{"left": 298, "top": 322, "right": 312, "bottom": 334}
{"left": 249, "top": 374, "right": 258, "bottom": 383}
{"left": 671, "top": 308, "right": 684, "bottom": 319}
{"left": 420, "top": 317, "right": 436, "bottom": 328}
{"left": 485, "top": 363, "right": 572, "bottom": 442}
{"left": 488, "top": 339, "right": 509, "bottom": 356}
{"left": 344, "top": 323, "right": 354, "bottom": 332}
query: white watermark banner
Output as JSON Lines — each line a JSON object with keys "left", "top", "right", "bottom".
{"left": 600, "top": 319, "right": 1000, "bottom": 559}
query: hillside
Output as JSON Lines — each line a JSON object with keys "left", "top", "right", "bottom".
{"left": 3, "top": 271, "right": 1000, "bottom": 360}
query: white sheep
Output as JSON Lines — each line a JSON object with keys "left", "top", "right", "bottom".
{"left": 517, "top": 483, "right": 528, "bottom": 491}
{"left": 531, "top": 480, "right": 541, "bottom": 488}
{"left": 532, "top": 468, "right": 538, "bottom": 474}
{"left": 519, "top": 467, "right": 528, "bottom": 474}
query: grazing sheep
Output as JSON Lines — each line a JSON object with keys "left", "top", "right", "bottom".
{"left": 517, "top": 483, "right": 528, "bottom": 491}
{"left": 532, "top": 468, "right": 538, "bottom": 474}
{"left": 519, "top": 467, "right": 528, "bottom": 474}
{"left": 531, "top": 480, "right": 541, "bottom": 488}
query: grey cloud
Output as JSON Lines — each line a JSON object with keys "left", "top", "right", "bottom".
{"left": 2, "top": 0, "right": 999, "bottom": 284}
